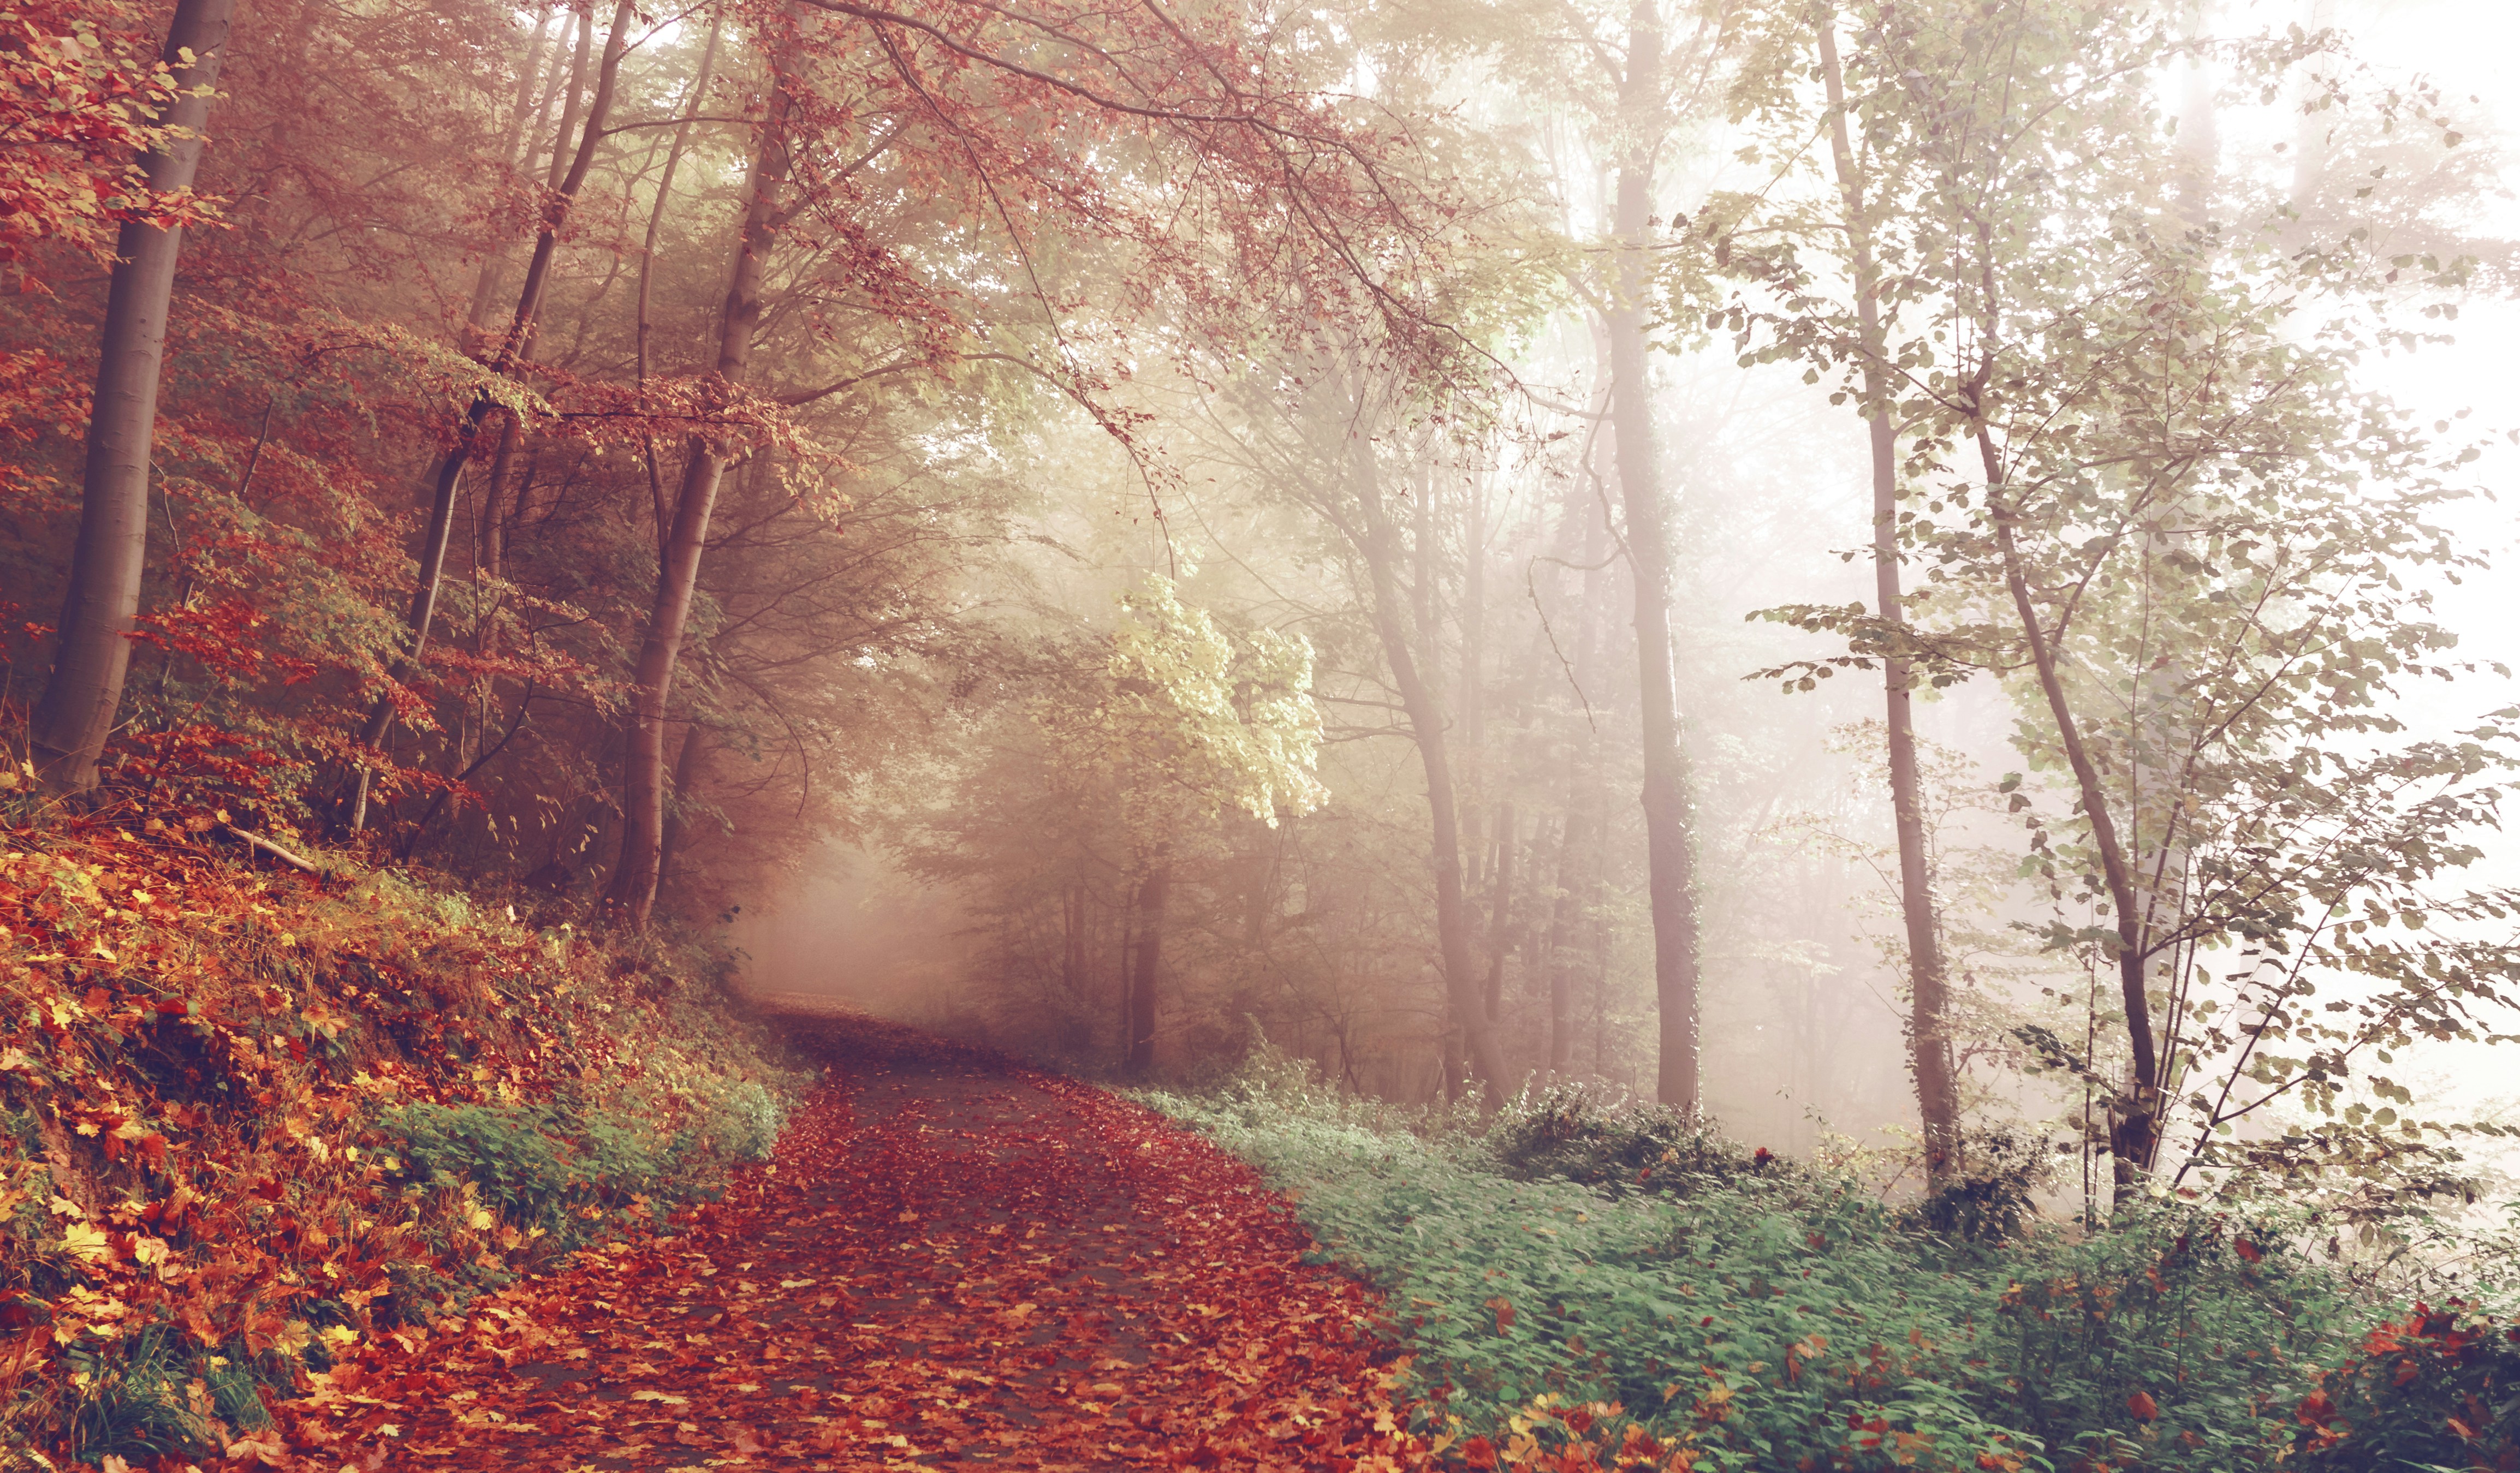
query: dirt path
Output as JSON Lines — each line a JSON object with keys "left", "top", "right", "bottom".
{"left": 288, "top": 1017, "right": 1433, "bottom": 1470}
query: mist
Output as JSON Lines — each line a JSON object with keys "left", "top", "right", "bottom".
{"left": 9, "top": 0, "right": 2519, "bottom": 1225}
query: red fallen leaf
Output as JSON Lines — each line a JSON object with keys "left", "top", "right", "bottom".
{"left": 271, "top": 1016, "right": 1443, "bottom": 1471}
{"left": 2127, "top": 1389, "right": 2159, "bottom": 1422}
{"left": 1484, "top": 1295, "right": 1514, "bottom": 1335}
{"left": 2234, "top": 1238, "right": 2263, "bottom": 1264}
{"left": 1460, "top": 1434, "right": 1499, "bottom": 1468}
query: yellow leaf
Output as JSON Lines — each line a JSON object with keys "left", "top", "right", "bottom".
{"left": 60, "top": 1222, "right": 111, "bottom": 1264}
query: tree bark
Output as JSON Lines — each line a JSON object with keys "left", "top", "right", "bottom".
{"left": 1816, "top": 13, "right": 1960, "bottom": 1181}
{"left": 344, "top": 0, "right": 637, "bottom": 831}
{"left": 1063, "top": 885, "right": 1089, "bottom": 999}
{"left": 30, "top": 0, "right": 239, "bottom": 792}
{"left": 605, "top": 45, "right": 797, "bottom": 927}
{"left": 1125, "top": 863, "right": 1169, "bottom": 1077}
{"left": 652, "top": 718, "right": 710, "bottom": 909}
{"left": 1350, "top": 418, "right": 1509, "bottom": 1108}
{"left": 1606, "top": 2, "right": 1704, "bottom": 1113}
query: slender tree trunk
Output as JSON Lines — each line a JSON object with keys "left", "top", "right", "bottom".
{"left": 477, "top": 413, "right": 522, "bottom": 585}
{"left": 1063, "top": 885, "right": 1088, "bottom": 999}
{"left": 635, "top": 5, "right": 726, "bottom": 559}
{"left": 1483, "top": 803, "right": 1515, "bottom": 1025}
{"left": 605, "top": 48, "right": 797, "bottom": 927}
{"left": 344, "top": 0, "right": 636, "bottom": 830}
{"left": 29, "top": 0, "right": 239, "bottom": 793}
{"left": 1978, "top": 432, "right": 2159, "bottom": 1181}
{"left": 464, "top": 9, "right": 563, "bottom": 336}
{"left": 1351, "top": 420, "right": 1509, "bottom": 1108}
{"left": 1816, "top": 14, "right": 1961, "bottom": 1180}
{"left": 1460, "top": 467, "right": 1487, "bottom": 873}
{"left": 1126, "top": 862, "right": 1169, "bottom": 1077}
{"left": 652, "top": 719, "right": 709, "bottom": 908}
{"left": 1547, "top": 788, "right": 1593, "bottom": 1077}
{"left": 1116, "top": 908, "right": 1136, "bottom": 1059}
{"left": 1546, "top": 378, "right": 1613, "bottom": 1082}
{"left": 1606, "top": 3, "right": 1704, "bottom": 1112}
{"left": 638, "top": 7, "right": 725, "bottom": 392}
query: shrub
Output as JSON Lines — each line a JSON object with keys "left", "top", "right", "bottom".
{"left": 1901, "top": 1131, "right": 2053, "bottom": 1245}
{"left": 1491, "top": 1080, "right": 1774, "bottom": 1198}
{"left": 1146, "top": 1065, "right": 2362, "bottom": 1472}
{"left": 2293, "top": 1301, "right": 2520, "bottom": 1472}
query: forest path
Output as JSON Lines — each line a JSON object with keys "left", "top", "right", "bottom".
{"left": 289, "top": 1015, "right": 1433, "bottom": 1471}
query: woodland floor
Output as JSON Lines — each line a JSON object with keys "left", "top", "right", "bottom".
{"left": 287, "top": 1013, "right": 1435, "bottom": 1471}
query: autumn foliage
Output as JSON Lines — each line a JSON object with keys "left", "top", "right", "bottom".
{"left": 277, "top": 1016, "right": 1452, "bottom": 1470}
{"left": 0, "top": 806, "right": 792, "bottom": 1460}
{"left": 2293, "top": 1301, "right": 2520, "bottom": 1472}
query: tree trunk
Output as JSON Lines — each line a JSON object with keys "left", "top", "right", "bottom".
{"left": 463, "top": 9, "right": 565, "bottom": 336}
{"left": 638, "top": 7, "right": 726, "bottom": 393}
{"left": 29, "top": 0, "right": 239, "bottom": 793}
{"left": 605, "top": 48, "right": 797, "bottom": 927}
{"left": 1350, "top": 419, "right": 1509, "bottom": 1108}
{"left": 1483, "top": 803, "right": 1515, "bottom": 1025}
{"left": 1125, "top": 863, "right": 1169, "bottom": 1077}
{"left": 1547, "top": 787, "right": 1592, "bottom": 1077}
{"left": 1607, "top": 2, "right": 1704, "bottom": 1113}
{"left": 1979, "top": 431, "right": 2159, "bottom": 1182}
{"left": 1063, "top": 885, "right": 1089, "bottom": 999}
{"left": 1816, "top": 14, "right": 1960, "bottom": 1181}
{"left": 652, "top": 719, "right": 709, "bottom": 911}
{"left": 344, "top": 0, "right": 637, "bottom": 831}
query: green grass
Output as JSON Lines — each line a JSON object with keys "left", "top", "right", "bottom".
{"left": 1143, "top": 1063, "right": 2367, "bottom": 1472}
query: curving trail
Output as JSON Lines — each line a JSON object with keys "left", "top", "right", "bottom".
{"left": 286, "top": 1015, "right": 1436, "bottom": 1470}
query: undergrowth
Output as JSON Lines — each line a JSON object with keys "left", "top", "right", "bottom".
{"left": 1145, "top": 1055, "right": 2519, "bottom": 1472}
{"left": 0, "top": 809, "right": 805, "bottom": 1466}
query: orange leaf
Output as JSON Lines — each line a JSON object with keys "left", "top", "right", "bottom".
{"left": 1484, "top": 1295, "right": 1514, "bottom": 1334}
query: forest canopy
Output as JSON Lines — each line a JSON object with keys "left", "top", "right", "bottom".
{"left": 5, "top": 0, "right": 2518, "bottom": 1227}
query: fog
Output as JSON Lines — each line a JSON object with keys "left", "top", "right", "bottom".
{"left": 4, "top": 0, "right": 2482, "bottom": 1212}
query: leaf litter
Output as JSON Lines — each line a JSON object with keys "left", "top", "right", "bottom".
{"left": 285, "top": 1016, "right": 1440, "bottom": 1470}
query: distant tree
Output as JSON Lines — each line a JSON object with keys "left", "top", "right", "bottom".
{"left": 1494, "top": 0, "right": 1721, "bottom": 1111}
{"left": 1034, "top": 576, "right": 1326, "bottom": 1076}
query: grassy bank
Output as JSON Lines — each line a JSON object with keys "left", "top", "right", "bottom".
{"left": 1145, "top": 1059, "right": 2520, "bottom": 1472}
{"left": 0, "top": 812, "right": 805, "bottom": 1465}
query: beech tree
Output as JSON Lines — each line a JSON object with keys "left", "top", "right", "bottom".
{"left": 1716, "top": 0, "right": 2519, "bottom": 1188}
{"left": 593, "top": 0, "right": 1461, "bottom": 928}
{"left": 1494, "top": 0, "right": 1720, "bottom": 1111}
{"left": 1715, "top": 0, "right": 1964, "bottom": 1173}
{"left": 29, "top": 0, "right": 234, "bottom": 793}
{"left": 336, "top": 0, "right": 641, "bottom": 832}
